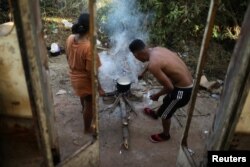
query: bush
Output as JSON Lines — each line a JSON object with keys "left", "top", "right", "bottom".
{"left": 136, "top": 0, "right": 248, "bottom": 52}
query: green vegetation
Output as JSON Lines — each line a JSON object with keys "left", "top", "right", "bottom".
{"left": 1, "top": 0, "right": 248, "bottom": 79}
{"left": 95, "top": 0, "right": 248, "bottom": 79}
{"left": 136, "top": 0, "right": 248, "bottom": 51}
{"left": 133, "top": 0, "right": 248, "bottom": 79}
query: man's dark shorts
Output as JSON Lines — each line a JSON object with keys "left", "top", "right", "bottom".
{"left": 157, "top": 86, "right": 193, "bottom": 119}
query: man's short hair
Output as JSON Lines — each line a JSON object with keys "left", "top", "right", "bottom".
{"left": 129, "top": 39, "right": 145, "bottom": 53}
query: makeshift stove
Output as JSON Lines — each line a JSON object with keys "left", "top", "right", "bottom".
{"left": 102, "top": 76, "right": 140, "bottom": 149}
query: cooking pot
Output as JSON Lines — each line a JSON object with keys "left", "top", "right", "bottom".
{"left": 116, "top": 76, "right": 132, "bottom": 93}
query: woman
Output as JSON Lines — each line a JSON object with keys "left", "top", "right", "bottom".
{"left": 66, "top": 13, "right": 104, "bottom": 133}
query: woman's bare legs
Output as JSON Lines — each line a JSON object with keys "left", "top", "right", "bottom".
{"left": 80, "top": 95, "right": 93, "bottom": 134}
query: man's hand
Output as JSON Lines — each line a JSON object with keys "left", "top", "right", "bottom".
{"left": 138, "top": 74, "right": 143, "bottom": 80}
{"left": 138, "top": 66, "right": 148, "bottom": 80}
{"left": 150, "top": 94, "right": 160, "bottom": 101}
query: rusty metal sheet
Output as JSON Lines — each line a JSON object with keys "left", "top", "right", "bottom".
{"left": 0, "top": 22, "right": 32, "bottom": 118}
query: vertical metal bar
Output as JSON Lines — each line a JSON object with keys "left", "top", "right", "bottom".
{"left": 181, "top": 0, "right": 220, "bottom": 146}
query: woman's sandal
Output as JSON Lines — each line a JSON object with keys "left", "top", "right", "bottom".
{"left": 150, "top": 133, "right": 171, "bottom": 143}
{"left": 144, "top": 108, "right": 158, "bottom": 119}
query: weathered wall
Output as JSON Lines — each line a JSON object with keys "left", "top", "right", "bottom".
{"left": 235, "top": 90, "right": 250, "bottom": 133}
{"left": 0, "top": 22, "right": 32, "bottom": 118}
{"left": 231, "top": 90, "right": 250, "bottom": 150}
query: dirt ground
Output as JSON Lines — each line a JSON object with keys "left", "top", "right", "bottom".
{"left": 49, "top": 53, "right": 219, "bottom": 167}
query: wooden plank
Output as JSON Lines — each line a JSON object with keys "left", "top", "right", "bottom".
{"left": 11, "top": 0, "right": 55, "bottom": 166}
{"left": 181, "top": 0, "right": 220, "bottom": 146}
{"left": 89, "top": 0, "right": 99, "bottom": 137}
{"left": 120, "top": 97, "right": 129, "bottom": 149}
{"left": 235, "top": 90, "right": 250, "bottom": 133}
{"left": 208, "top": 3, "right": 250, "bottom": 150}
{"left": 120, "top": 97, "right": 128, "bottom": 126}
{"left": 57, "top": 141, "right": 99, "bottom": 167}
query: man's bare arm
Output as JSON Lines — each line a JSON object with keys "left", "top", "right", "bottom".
{"left": 154, "top": 87, "right": 168, "bottom": 96}
{"left": 149, "top": 65, "right": 174, "bottom": 94}
{"left": 138, "top": 65, "right": 148, "bottom": 80}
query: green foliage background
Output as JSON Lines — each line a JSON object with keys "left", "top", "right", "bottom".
{"left": 1, "top": 0, "right": 247, "bottom": 79}
{"left": 94, "top": 0, "right": 248, "bottom": 79}
{"left": 135, "top": 0, "right": 248, "bottom": 51}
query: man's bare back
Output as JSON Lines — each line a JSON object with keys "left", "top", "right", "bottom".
{"left": 129, "top": 39, "right": 194, "bottom": 142}
{"left": 148, "top": 47, "right": 193, "bottom": 88}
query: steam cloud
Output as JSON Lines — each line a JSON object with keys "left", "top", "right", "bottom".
{"left": 98, "top": 0, "right": 148, "bottom": 92}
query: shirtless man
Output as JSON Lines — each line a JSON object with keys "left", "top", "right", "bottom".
{"left": 129, "top": 39, "right": 193, "bottom": 143}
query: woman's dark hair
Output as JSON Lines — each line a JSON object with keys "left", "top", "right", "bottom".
{"left": 129, "top": 39, "right": 146, "bottom": 53}
{"left": 72, "top": 13, "right": 89, "bottom": 35}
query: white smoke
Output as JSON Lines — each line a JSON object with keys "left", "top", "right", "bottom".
{"left": 104, "top": 0, "right": 148, "bottom": 51}
{"left": 97, "top": 0, "right": 148, "bottom": 92}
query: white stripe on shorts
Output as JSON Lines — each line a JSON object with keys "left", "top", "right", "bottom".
{"left": 177, "top": 91, "right": 183, "bottom": 99}
{"left": 161, "top": 99, "right": 178, "bottom": 119}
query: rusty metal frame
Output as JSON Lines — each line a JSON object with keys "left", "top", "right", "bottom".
{"left": 11, "top": 0, "right": 55, "bottom": 166}
{"left": 10, "top": 0, "right": 100, "bottom": 166}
